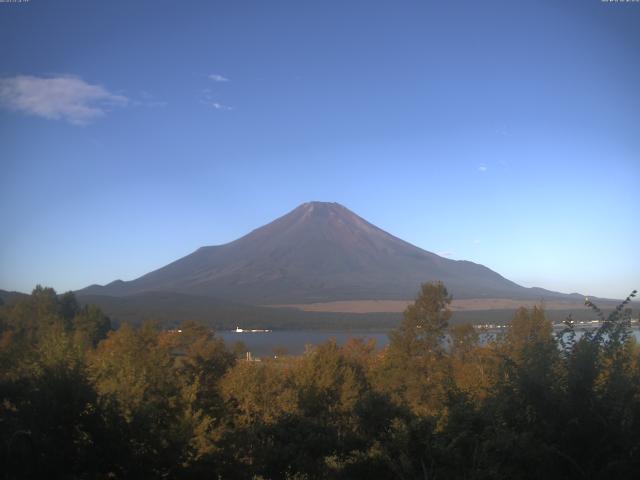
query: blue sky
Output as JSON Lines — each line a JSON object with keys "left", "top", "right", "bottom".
{"left": 1, "top": 0, "right": 638, "bottom": 299}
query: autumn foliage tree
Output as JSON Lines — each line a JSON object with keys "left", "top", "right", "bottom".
{"left": 1, "top": 285, "right": 638, "bottom": 479}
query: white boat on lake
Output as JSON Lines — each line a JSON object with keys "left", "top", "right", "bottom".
{"left": 234, "top": 326, "right": 272, "bottom": 333}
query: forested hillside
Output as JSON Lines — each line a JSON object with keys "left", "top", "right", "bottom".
{"left": 1, "top": 284, "right": 638, "bottom": 479}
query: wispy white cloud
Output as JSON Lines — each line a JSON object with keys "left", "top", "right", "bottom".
{"left": 473, "top": 239, "right": 481, "bottom": 244}
{"left": 0, "top": 75, "right": 128, "bottom": 125}
{"left": 208, "top": 73, "right": 229, "bottom": 82}
{"left": 478, "top": 164, "right": 488, "bottom": 172}
{"left": 206, "top": 101, "right": 233, "bottom": 111}
{"left": 201, "top": 88, "right": 233, "bottom": 111}
{"left": 436, "top": 251, "right": 454, "bottom": 258}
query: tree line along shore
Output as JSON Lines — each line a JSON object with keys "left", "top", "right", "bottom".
{"left": 1, "top": 283, "right": 638, "bottom": 479}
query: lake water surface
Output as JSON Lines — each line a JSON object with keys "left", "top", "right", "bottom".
{"left": 218, "top": 328, "right": 640, "bottom": 358}
{"left": 218, "top": 330, "right": 391, "bottom": 357}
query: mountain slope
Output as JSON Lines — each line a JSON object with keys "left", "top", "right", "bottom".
{"left": 78, "top": 202, "right": 578, "bottom": 303}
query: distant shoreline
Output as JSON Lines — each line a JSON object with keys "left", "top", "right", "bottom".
{"left": 267, "top": 298, "right": 611, "bottom": 314}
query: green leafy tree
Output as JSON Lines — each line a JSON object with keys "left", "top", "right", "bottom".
{"left": 379, "top": 281, "right": 452, "bottom": 416}
{"left": 449, "top": 323, "right": 479, "bottom": 360}
{"left": 72, "top": 304, "right": 111, "bottom": 347}
{"left": 0, "top": 288, "right": 109, "bottom": 478}
{"left": 389, "top": 281, "right": 452, "bottom": 357}
{"left": 88, "top": 322, "right": 189, "bottom": 476}
{"left": 163, "top": 321, "right": 236, "bottom": 471}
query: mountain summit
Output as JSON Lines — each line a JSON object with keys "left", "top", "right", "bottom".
{"left": 79, "top": 202, "right": 569, "bottom": 303}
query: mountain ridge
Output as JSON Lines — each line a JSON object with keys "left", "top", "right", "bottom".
{"left": 77, "top": 202, "right": 584, "bottom": 303}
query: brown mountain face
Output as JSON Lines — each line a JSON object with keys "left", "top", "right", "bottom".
{"left": 78, "top": 202, "right": 578, "bottom": 304}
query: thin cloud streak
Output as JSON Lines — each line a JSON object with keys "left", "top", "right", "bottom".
{"left": 201, "top": 88, "right": 233, "bottom": 111}
{"left": 0, "top": 75, "right": 128, "bottom": 125}
{"left": 206, "top": 101, "right": 233, "bottom": 111}
{"left": 208, "top": 74, "right": 229, "bottom": 82}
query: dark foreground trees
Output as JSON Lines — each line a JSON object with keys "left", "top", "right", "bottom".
{"left": 1, "top": 284, "right": 638, "bottom": 479}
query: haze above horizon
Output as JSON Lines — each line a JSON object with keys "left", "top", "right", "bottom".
{"left": 1, "top": 0, "right": 638, "bottom": 299}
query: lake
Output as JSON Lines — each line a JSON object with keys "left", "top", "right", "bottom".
{"left": 218, "top": 328, "right": 640, "bottom": 358}
{"left": 218, "top": 330, "right": 391, "bottom": 357}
